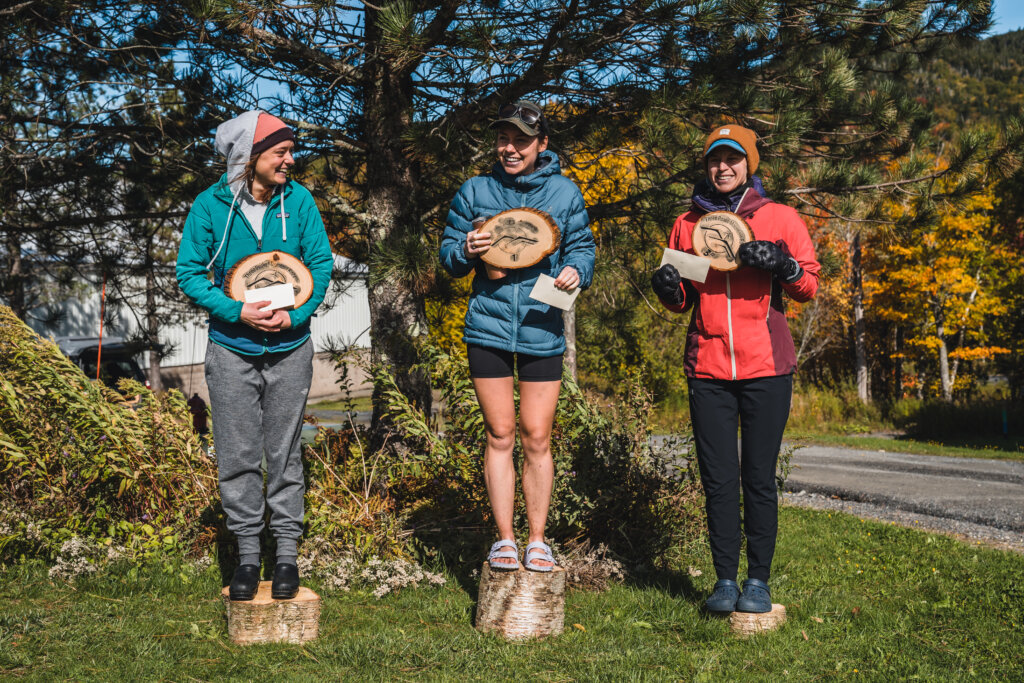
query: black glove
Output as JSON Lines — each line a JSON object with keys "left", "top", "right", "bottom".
{"left": 737, "top": 240, "right": 803, "bottom": 283}
{"left": 651, "top": 264, "right": 686, "bottom": 306}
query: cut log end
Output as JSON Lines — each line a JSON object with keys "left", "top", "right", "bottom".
{"left": 475, "top": 562, "right": 566, "bottom": 640}
{"left": 221, "top": 581, "right": 320, "bottom": 645}
{"left": 728, "top": 603, "right": 787, "bottom": 636}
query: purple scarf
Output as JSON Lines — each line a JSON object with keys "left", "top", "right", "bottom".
{"left": 691, "top": 176, "right": 770, "bottom": 217}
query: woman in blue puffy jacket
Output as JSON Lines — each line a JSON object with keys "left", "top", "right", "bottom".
{"left": 439, "top": 100, "right": 596, "bottom": 572}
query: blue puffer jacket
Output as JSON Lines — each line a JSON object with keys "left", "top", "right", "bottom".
{"left": 439, "top": 151, "right": 596, "bottom": 357}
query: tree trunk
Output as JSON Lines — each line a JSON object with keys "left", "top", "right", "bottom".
{"left": 144, "top": 258, "right": 163, "bottom": 393}
{"left": 363, "top": 9, "right": 431, "bottom": 438}
{"left": 850, "top": 231, "right": 870, "bottom": 403}
{"left": 475, "top": 562, "right": 566, "bottom": 640}
{"left": 5, "top": 231, "right": 26, "bottom": 321}
{"left": 562, "top": 305, "right": 577, "bottom": 382}
{"left": 935, "top": 307, "right": 953, "bottom": 402}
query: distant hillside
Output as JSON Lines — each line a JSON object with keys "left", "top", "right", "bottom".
{"left": 909, "top": 29, "right": 1024, "bottom": 125}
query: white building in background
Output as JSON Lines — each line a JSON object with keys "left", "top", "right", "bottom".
{"left": 28, "top": 254, "right": 372, "bottom": 403}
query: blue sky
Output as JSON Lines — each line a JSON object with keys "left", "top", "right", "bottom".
{"left": 991, "top": 0, "right": 1024, "bottom": 34}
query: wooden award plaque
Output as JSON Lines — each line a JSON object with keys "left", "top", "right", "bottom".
{"left": 691, "top": 211, "right": 754, "bottom": 271}
{"left": 479, "top": 208, "right": 560, "bottom": 270}
{"left": 224, "top": 251, "right": 314, "bottom": 309}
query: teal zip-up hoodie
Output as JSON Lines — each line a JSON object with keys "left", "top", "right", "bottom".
{"left": 439, "top": 151, "right": 596, "bottom": 356}
{"left": 176, "top": 111, "right": 333, "bottom": 355}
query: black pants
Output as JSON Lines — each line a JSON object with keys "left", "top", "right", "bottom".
{"left": 688, "top": 374, "right": 792, "bottom": 583}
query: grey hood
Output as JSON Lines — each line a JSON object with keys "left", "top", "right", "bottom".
{"left": 215, "top": 110, "right": 262, "bottom": 191}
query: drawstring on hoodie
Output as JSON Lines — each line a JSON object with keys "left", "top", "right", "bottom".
{"left": 280, "top": 187, "right": 287, "bottom": 242}
{"left": 206, "top": 182, "right": 243, "bottom": 270}
{"left": 206, "top": 182, "right": 289, "bottom": 271}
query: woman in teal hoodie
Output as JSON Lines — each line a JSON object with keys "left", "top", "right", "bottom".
{"left": 177, "top": 111, "right": 332, "bottom": 601}
{"left": 439, "top": 101, "right": 596, "bottom": 572}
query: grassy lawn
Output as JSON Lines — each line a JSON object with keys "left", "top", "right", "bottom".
{"left": 786, "top": 432, "right": 1024, "bottom": 462}
{"left": 307, "top": 396, "right": 373, "bottom": 413}
{"left": 2, "top": 507, "right": 1021, "bottom": 681}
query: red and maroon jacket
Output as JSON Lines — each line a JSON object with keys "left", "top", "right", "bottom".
{"left": 662, "top": 190, "right": 820, "bottom": 380}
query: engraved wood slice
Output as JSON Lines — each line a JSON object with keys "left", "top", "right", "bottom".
{"left": 728, "top": 603, "right": 787, "bottom": 636}
{"left": 479, "top": 208, "right": 560, "bottom": 270}
{"left": 475, "top": 562, "right": 566, "bottom": 640}
{"left": 691, "top": 211, "right": 754, "bottom": 271}
{"left": 221, "top": 581, "right": 320, "bottom": 645}
{"left": 224, "top": 251, "right": 314, "bottom": 309}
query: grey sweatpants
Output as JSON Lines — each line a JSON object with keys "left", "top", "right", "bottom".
{"left": 205, "top": 339, "right": 313, "bottom": 557}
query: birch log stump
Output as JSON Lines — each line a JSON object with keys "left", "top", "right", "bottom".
{"left": 221, "top": 581, "right": 320, "bottom": 645}
{"left": 475, "top": 563, "right": 566, "bottom": 640}
{"left": 728, "top": 604, "right": 787, "bottom": 636}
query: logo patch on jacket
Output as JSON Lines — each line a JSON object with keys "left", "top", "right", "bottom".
{"left": 275, "top": 212, "right": 290, "bottom": 219}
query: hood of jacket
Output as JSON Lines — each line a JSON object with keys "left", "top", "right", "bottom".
{"left": 215, "top": 110, "right": 262, "bottom": 193}
{"left": 489, "top": 150, "right": 561, "bottom": 191}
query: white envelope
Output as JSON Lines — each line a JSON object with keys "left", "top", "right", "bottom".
{"left": 244, "top": 283, "right": 296, "bottom": 311}
{"left": 660, "top": 248, "right": 711, "bottom": 283}
{"left": 529, "top": 273, "right": 580, "bottom": 311}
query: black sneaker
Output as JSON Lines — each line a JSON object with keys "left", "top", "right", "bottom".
{"left": 271, "top": 562, "right": 300, "bottom": 600}
{"left": 228, "top": 564, "right": 261, "bottom": 601}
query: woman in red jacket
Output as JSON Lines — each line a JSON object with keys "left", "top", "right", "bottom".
{"left": 651, "top": 124, "right": 820, "bottom": 613}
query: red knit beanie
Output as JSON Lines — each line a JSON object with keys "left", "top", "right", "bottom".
{"left": 252, "top": 113, "right": 295, "bottom": 155}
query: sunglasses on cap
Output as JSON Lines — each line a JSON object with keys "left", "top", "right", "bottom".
{"left": 497, "top": 103, "right": 543, "bottom": 126}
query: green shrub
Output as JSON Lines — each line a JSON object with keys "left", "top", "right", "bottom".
{"left": 892, "top": 399, "right": 1024, "bottom": 438}
{"left": 788, "top": 382, "right": 884, "bottom": 434}
{"left": 374, "top": 347, "right": 705, "bottom": 570}
{"left": 0, "top": 305, "right": 217, "bottom": 562}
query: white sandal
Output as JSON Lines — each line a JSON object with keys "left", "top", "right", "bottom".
{"left": 487, "top": 539, "right": 519, "bottom": 571}
{"left": 523, "top": 541, "right": 556, "bottom": 572}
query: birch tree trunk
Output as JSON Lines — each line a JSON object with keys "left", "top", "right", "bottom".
{"left": 144, "top": 258, "right": 163, "bottom": 393}
{"left": 936, "top": 314, "right": 952, "bottom": 402}
{"left": 850, "top": 230, "right": 870, "bottom": 403}
{"left": 562, "top": 305, "right": 577, "bottom": 382}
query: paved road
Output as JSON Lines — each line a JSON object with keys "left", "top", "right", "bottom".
{"left": 649, "top": 435, "right": 1024, "bottom": 543}
{"left": 785, "top": 446, "right": 1024, "bottom": 533}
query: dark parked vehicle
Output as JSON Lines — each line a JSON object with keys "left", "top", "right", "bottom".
{"left": 55, "top": 336, "right": 151, "bottom": 390}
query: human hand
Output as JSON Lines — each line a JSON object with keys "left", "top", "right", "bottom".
{"left": 651, "top": 264, "right": 685, "bottom": 305}
{"left": 553, "top": 266, "right": 580, "bottom": 291}
{"left": 737, "top": 240, "right": 802, "bottom": 282}
{"left": 240, "top": 302, "right": 291, "bottom": 332}
{"left": 465, "top": 230, "right": 492, "bottom": 258}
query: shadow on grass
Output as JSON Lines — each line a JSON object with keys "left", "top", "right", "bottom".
{"left": 407, "top": 501, "right": 707, "bottom": 624}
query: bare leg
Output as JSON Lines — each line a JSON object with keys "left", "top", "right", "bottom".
{"left": 473, "top": 376, "right": 517, "bottom": 567}
{"left": 518, "top": 379, "right": 561, "bottom": 568}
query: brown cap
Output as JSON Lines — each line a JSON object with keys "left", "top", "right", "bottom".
{"left": 489, "top": 100, "right": 549, "bottom": 137}
{"left": 703, "top": 124, "right": 759, "bottom": 174}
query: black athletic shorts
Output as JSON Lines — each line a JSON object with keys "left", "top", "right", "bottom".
{"left": 467, "top": 344, "right": 563, "bottom": 382}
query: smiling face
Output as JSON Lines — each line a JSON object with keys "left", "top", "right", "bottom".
{"left": 706, "top": 146, "right": 749, "bottom": 194}
{"left": 495, "top": 124, "right": 548, "bottom": 176}
{"left": 253, "top": 140, "right": 295, "bottom": 188}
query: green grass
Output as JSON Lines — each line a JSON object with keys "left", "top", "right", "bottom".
{"left": 307, "top": 396, "right": 373, "bottom": 413}
{"left": 2, "top": 507, "right": 1022, "bottom": 681}
{"left": 785, "top": 432, "right": 1024, "bottom": 462}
